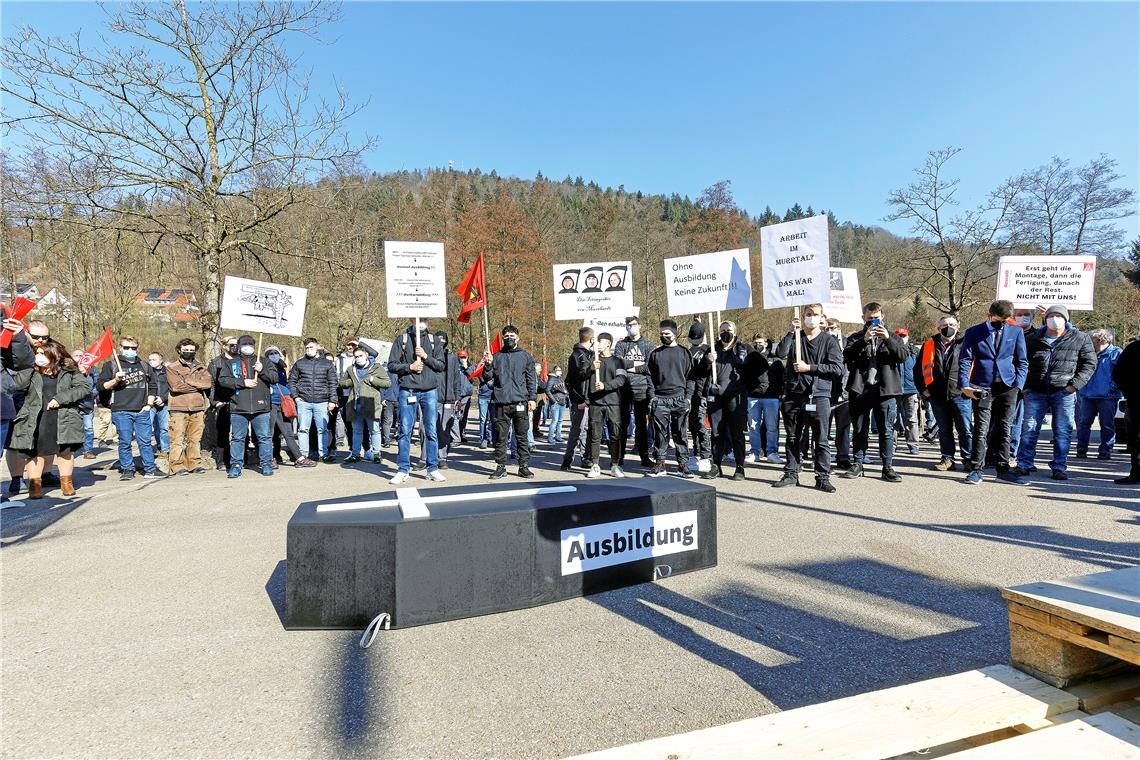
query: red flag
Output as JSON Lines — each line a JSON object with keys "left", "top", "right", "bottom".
{"left": 466, "top": 333, "right": 502, "bottom": 380}
{"left": 541, "top": 356, "right": 548, "bottom": 382}
{"left": 456, "top": 254, "right": 486, "bottom": 324}
{"left": 76, "top": 328, "right": 114, "bottom": 373}
{"left": 0, "top": 296, "right": 37, "bottom": 348}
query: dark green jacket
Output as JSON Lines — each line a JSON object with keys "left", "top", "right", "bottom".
{"left": 10, "top": 367, "right": 88, "bottom": 450}
{"left": 338, "top": 362, "right": 392, "bottom": 422}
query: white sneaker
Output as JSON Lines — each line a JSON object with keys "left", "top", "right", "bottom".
{"left": 767, "top": 452, "right": 785, "bottom": 464}
{"left": 389, "top": 471, "right": 410, "bottom": 485}
{"left": 427, "top": 469, "right": 446, "bottom": 482}
{"left": 749, "top": 453, "right": 762, "bottom": 464}
{"left": 611, "top": 466, "right": 626, "bottom": 478}
{"left": 586, "top": 464, "right": 602, "bottom": 479}
{"left": 697, "top": 458, "right": 712, "bottom": 473}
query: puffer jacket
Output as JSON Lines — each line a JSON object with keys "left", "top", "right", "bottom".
{"left": 10, "top": 367, "right": 88, "bottom": 450}
{"left": 288, "top": 354, "right": 339, "bottom": 404}
{"left": 899, "top": 345, "right": 918, "bottom": 395}
{"left": 339, "top": 361, "right": 392, "bottom": 422}
{"left": 1023, "top": 327, "right": 1096, "bottom": 394}
{"left": 1079, "top": 344, "right": 1122, "bottom": 399}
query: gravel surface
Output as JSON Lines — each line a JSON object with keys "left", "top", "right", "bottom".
{"left": 3, "top": 437, "right": 1136, "bottom": 758}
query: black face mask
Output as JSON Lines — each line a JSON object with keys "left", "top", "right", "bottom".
{"left": 990, "top": 318, "right": 1005, "bottom": 328}
{"left": 180, "top": 351, "right": 197, "bottom": 362}
{"left": 660, "top": 334, "right": 675, "bottom": 346}
{"left": 502, "top": 337, "right": 518, "bottom": 350}
{"left": 940, "top": 327, "right": 956, "bottom": 339}
{"left": 719, "top": 332, "right": 733, "bottom": 344}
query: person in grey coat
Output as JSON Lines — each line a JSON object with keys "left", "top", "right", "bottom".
{"left": 11, "top": 341, "right": 87, "bottom": 498}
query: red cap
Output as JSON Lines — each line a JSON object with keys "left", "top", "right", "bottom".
{"left": 457, "top": 350, "right": 468, "bottom": 358}
{"left": 894, "top": 328, "right": 909, "bottom": 337}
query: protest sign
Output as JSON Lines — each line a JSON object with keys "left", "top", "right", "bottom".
{"left": 662, "top": 249, "right": 752, "bottom": 316}
{"left": 760, "top": 215, "right": 831, "bottom": 309}
{"left": 553, "top": 260, "right": 635, "bottom": 320}
{"left": 220, "top": 276, "right": 308, "bottom": 336}
{"left": 996, "top": 255, "right": 1097, "bottom": 310}
{"left": 584, "top": 307, "right": 639, "bottom": 339}
{"left": 826, "top": 268, "right": 864, "bottom": 324}
{"left": 358, "top": 338, "right": 393, "bottom": 365}
{"left": 384, "top": 241, "right": 448, "bottom": 318}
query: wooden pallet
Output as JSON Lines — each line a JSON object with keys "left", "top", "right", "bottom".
{"left": 569, "top": 665, "right": 1110, "bottom": 760}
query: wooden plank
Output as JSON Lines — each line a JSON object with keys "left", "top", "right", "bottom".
{"left": 1003, "top": 567, "right": 1140, "bottom": 643}
{"left": 567, "top": 666, "right": 1079, "bottom": 760}
{"left": 1067, "top": 671, "right": 1140, "bottom": 712}
{"left": 1009, "top": 601, "right": 1095, "bottom": 635}
{"left": 947, "top": 712, "right": 1140, "bottom": 759}
{"left": 1013, "top": 619, "right": 1140, "bottom": 668}
{"left": 1010, "top": 622, "right": 1115, "bottom": 687}
{"left": 1110, "top": 635, "right": 1140, "bottom": 659}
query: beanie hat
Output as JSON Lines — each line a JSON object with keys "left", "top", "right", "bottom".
{"left": 688, "top": 322, "right": 705, "bottom": 341}
{"left": 660, "top": 319, "right": 678, "bottom": 332}
{"left": 265, "top": 345, "right": 281, "bottom": 355}
{"left": 1045, "top": 304, "right": 1070, "bottom": 322}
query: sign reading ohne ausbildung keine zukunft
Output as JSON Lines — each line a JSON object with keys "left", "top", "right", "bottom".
{"left": 662, "top": 249, "right": 753, "bottom": 316}
{"left": 760, "top": 215, "right": 832, "bottom": 309}
{"left": 996, "top": 255, "right": 1097, "bottom": 311}
{"left": 553, "top": 260, "right": 635, "bottom": 320}
{"left": 384, "top": 241, "right": 448, "bottom": 318}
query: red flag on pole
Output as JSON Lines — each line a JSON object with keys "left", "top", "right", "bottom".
{"left": 541, "top": 356, "right": 548, "bottom": 383}
{"left": 456, "top": 253, "right": 486, "bottom": 324}
{"left": 76, "top": 328, "right": 114, "bottom": 374}
{"left": 466, "top": 333, "right": 502, "bottom": 380}
{"left": 0, "top": 296, "right": 37, "bottom": 348}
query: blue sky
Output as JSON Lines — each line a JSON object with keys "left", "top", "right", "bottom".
{"left": 5, "top": 2, "right": 1138, "bottom": 238}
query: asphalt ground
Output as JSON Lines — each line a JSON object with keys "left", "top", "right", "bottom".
{"left": 2, "top": 430, "right": 1136, "bottom": 758}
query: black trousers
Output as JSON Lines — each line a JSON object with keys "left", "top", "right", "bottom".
{"left": 493, "top": 404, "right": 530, "bottom": 467}
{"left": 587, "top": 404, "right": 624, "bottom": 467}
{"left": 271, "top": 405, "right": 302, "bottom": 462}
{"left": 688, "top": 395, "right": 712, "bottom": 460}
{"left": 211, "top": 404, "right": 231, "bottom": 468}
{"left": 831, "top": 400, "right": 852, "bottom": 463}
{"left": 650, "top": 394, "right": 690, "bottom": 465}
{"left": 621, "top": 395, "right": 652, "bottom": 462}
{"left": 782, "top": 395, "right": 833, "bottom": 477}
{"left": 709, "top": 393, "right": 746, "bottom": 467}
{"left": 970, "top": 381, "right": 1019, "bottom": 473}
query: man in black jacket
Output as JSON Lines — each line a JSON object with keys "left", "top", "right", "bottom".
{"left": 207, "top": 336, "right": 239, "bottom": 470}
{"left": 1013, "top": 305, "right": 1096, "bottom": 480}
{"left": 560, "top": 327, "right": 595, "bottom": 471}
{"left": 214, "top": 334, "right": 278, "bottom": 478}
{"left": 388, "top": 320, "right": 447, "bottom": 484}
{"left": 647, "top": 320, "right": 695, "bottom": 478}
{"left": 702, "top": 320, "right": 752, "bottom": 481}
{"left": 772, "top": 304, "right": 845, "bottom": 492}
{"left": 481, "top": 325, "right": 537, "bottom": 479}
{"left": 914, "top": 314, "right": 972, "bottom": 471}
{"left": 746, "top": 334, "right": 784, "bottom": 464}
{"left": 842, "top": 302, "right": 909, "bottom": 482}
{"left": 98, "top": 334, "right": 162, "bottom": 481}
{"left": 288, "top": 337, "right": 339, "bottom": 464}
{"left": 584, "top": 332, "right": 629, "bottom": 478}
{"left": 686, "top": 322, "right": 713, "bottom": 471}
{"left": 1113, "top": 335, "right": 1140, "bottom": 485}
{"left": 614, "top": 316, "right": 656, "bottom": 468}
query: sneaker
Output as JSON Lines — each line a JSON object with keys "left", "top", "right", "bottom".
{"left": 438, "top": 460, "right": 449, "bottom": 470}
{"left": 518, "top": 467, "right": 535, "bottom": 479}
{"left": 427, "top": 469, "right": 447, "bottom": 482}
{"left": 749, "top": 453, "right": 762, "bottom": 464}
{"left": 731, "top": 467, "right": 746, "bottom": 481}
{"left": 834, "top": 460, "right": 852, "bottom": 471}
{"left": 907, "top": 445, "right": 919, "bottom": 455}
{"left": 996, "top": 469, "right": 1025, "bottom": 485}
{"left": 389, "top": 471, "right": 410, "bottom": 485}
{"left": 190, "top": 466, "right": 207, "bottom": 474}
{"left": 1075, "top": 451, "right": 1088, "bottom": 459}
{"left": 611, "top": 466, "right": 627, "bottom": 478}
{"left": 344, "top": 454, "right": 361, "bottom": 464}
{"left": 320, "top": 454, "right": 337, "bottom": 464}
{"left": 479, "top": 441, "right": 488, "bottom": 450}
{"left": 697, "top": 458, "right": 712, "bottom": 473}
{"left": 676, "top": 467, "right": 695, "bottom": 479}
{"left": 586, "top": 465, "right": 602, "bottom": 479}
{"left": 649, "top": 462, "right": 668, "bottom": 478}
{"left": 1051, "top": 470, "right": 1069, "bottom": 481}
{"left": 772, "top": 473, "right": 798, "bottom": 488}
{"left": 840, "top": 463, "right": 864, "bottom": 479}
{"left": 227, "top": 467, "right": 242, "bottom": 479}
{"left": 119, "top": 472, "right": 135, "bottom": 482}
{"left": 1097, "top": 452, "right": 1112, "bottom": 461}
{"left": 881, "top": 467, "right": 902, "bottom": 483}
{"left": 490, "top": 466, "right": 508, "bottom": 480}
{"left": 700, "top": 465, "right": 722, "bottom": 480}
{"left": 766, "top": 452, "right": 785, "bottom": 464}
{"left": 932, "top": 457, "right": 955, "bottom": 471}
{"left": 259, "top": 466, "right": 274, "bottom": 477}
{"left": 815, "top": 478, "right": 836, "bottom": 493}
{"left": 175, "top": 469, "right": 190, "bottom": 477}
{"left": 559, "top": 462, "right": 572, "bottom": 472}
{"left": 1012, "top": 466, "right": 1033, "bottom": 477}
{"left": 294, "top": 457, "right": 317, "bottom": 468}
{"left": 142, "top": 471, "right": 166, "bottom": 480}
{"left": 964, "top": 471, "right": 983, "bottom": 485}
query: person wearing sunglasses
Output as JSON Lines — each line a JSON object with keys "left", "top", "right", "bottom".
{"left": 97, "top": 335, "right": 164, "bottom": 481}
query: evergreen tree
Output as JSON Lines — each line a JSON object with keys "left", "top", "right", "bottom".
{"left": 1127, "top": 236, "right": 1140, "bottom": 290}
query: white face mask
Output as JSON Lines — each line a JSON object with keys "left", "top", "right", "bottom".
{"left": 305, "top": 348, "right": 318, "bottom": 358}
{"left": 149, "top": 360, "right": 163, "bottom": 368}
{"left": 34, "top": 353, "right": 50, "bottom": 367}
{"left": 1046, "top": 316, "right": 1066, "bottom": 331}
{"left": 627, "top": 325, "right": 639, "bottom": 337}
{"left": 1016, "top": 315, "right": 1032, "bottom": 327}
{"left": 354, "top": 357, "right": 369, "bottom": 367}
{"left": 240, "top": 345, "right": 255, "bottom": 356}
{"left": 802, "top": 315, "right": 820, "bottom": 330}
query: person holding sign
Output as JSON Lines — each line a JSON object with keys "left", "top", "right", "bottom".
{"left": 387, "top": 320, "right": 446, "bottom": 485}
{"left": 481, "top": 325, "right": 538, "bottom": 480}
{"left": 841, "top": 303, "right": 909, "bottom": 483}
{"left": 583, "top": 332, "right": 629, "bottom": 479}
{"left": 215, "top": 335, "right": 278, "bottom": 479}
{"left": 701, "top": 321, "right": 752, "bottom": 482}
{"left": 772, "top": 304, "right": 844, "bottom": 492}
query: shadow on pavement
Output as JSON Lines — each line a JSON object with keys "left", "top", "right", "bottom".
{"left": 265, "top": 559, "right": 287, "bottom": 628}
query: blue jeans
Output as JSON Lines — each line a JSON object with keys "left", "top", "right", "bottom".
{"left": 1076, "top": 396, "right": 1118, "bottom": 455}
{"left": 478, "top": 396, "right": 492, "bottom": 443}
{"left": 747, "top": 397, "right": 780, "bottom": 456}
{"left": 152, "top": 405, "right": 170, "bottom": 452}
{"left": 1018, "top": 390, "right": 1077, "bottom": 473}
{"left": 929, "top": 395, "right": 973, "bottom": 462}
{"left": 82, "top": 411, "right": 94, "bottom": 453}
{"left": 230, "top": 411, "right": 272, "bottom": 469}
{"left": 398, "top": 388, "right": 438, "bottom": 473}
{"left": 112, "top": 409, "right": 156, "bottom": 474}
{"left": 295, "top": 400, "right": 329, "bottom": 458}
{"left": 547, "top": 402, "right": 566, "bottom": 442}
{"left": 1008, "top": 395, "right": 1025, "bottom": 462}
{"left": 350, "top": 411, "right": 382, "bottom": 458}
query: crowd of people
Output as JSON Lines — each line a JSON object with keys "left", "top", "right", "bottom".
{"left": 2, "top": 298, "right": 1138, "bottom": 501}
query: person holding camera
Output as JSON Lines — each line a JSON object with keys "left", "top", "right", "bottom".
{"left": 958, "top": 300, "right": 1029, "bottom": 485}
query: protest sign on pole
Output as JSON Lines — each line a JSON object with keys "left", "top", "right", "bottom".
{"left": 760, "top": 215, "right": 831, "bottom": 309}
{"left": 553, "top": 260, "right": 635, "bottom": 320}
{"left": 584, "top": 306, "right": 639, "bottom": 339}
{"left": 384, "top": 241, "right": 448, "bottom": 320}
{"left": 662, "top": 248, "right": 752, "bottom": 316}
{"left": 825, "top": 267, "right": 864, "bottom": 324}
{"left": 358, "top": 338, "right": 394, "bottom": 366}
{"left": 220, "top": 276, "right": 308, "bottom": 336}
{"left": 996, "top": 255, "right": 1097, "bottom": 310}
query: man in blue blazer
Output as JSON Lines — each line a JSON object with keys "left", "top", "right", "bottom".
{"left": 958, "top": 300, "right": 1029, "bottom": 485}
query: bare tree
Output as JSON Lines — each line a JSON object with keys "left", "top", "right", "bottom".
{"left": 1, "top": 0, "right": 373, "bottom": 354}
{"left": 885, "top": 147, "right": 1021, "bottom": 316}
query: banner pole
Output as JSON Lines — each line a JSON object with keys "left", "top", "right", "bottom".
{"left": 794, "top": 306, "right": 803, "bottom": 364}
{"left": 257, "top": 332, "right": 263, "bottom": 358}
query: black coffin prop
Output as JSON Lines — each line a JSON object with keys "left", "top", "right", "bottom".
{"left": 285, "top": 479, "right": 717, "bottom": 629}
